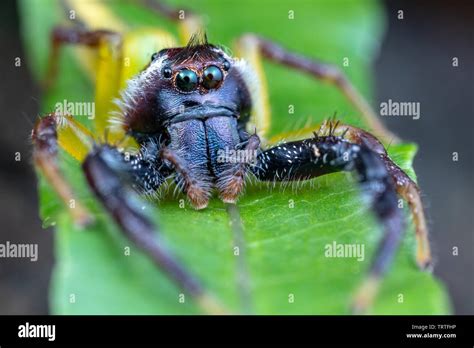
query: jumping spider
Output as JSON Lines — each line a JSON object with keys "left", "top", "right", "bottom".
{"left": 31, "top": 0, "right": 432, "bottom": 314}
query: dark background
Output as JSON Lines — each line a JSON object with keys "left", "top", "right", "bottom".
{"left": 0, "top": 0, "right": 472, "bottom": 314}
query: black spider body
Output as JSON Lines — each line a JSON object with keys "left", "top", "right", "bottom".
{"left": 32, "top": 6, "right": 432, "bottom": 312}
{"left": 84, "top": 38, "right": 406, "bottom": 281}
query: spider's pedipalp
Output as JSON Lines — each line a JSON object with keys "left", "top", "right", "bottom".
{"left": 160, "top": 146, "right": 212, "bottom": 210}
{"left": 215, "top": 133, "right": 260, "bottom": 203}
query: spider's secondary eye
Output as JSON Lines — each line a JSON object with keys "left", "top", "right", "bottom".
{"left": 222, "top": 60, "right": 231, "bottom": 71}
{"left": 162, "top": 67, "right": 172, "bottom": 79}
{"left": 151, "top": 52, "right": 159, "bottom": 61}
{"left": 202, "top": 65, "right": 223, "bottom": 90}
{"left": 175, "top": 69, "right": 198, "bottom": 92}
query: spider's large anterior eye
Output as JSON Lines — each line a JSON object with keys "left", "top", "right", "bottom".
{"left": 202, "top": 65, "right": 223, "bottom": 90}
{"left": 175, "top": 69, "right": 198, "bottom": 92}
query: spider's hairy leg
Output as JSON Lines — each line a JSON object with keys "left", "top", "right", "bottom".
{"left": 318, "top": 120, "right": 432, "bottom": 271}
{"left": 236, "top": 34, "right": 400, "bottom": 144}
{"left": 42, "top": 24, "right": 124, "bottom": 139}
{"left": 82, "top": 145, "right": 226, "bottom": 314}
{"left": 251, "top": 133, "right": 404, "bottom": 313}
{"left": 270, "top": 120, "right": 432, "bottom": 272}
{"left": 44, "top": 24, "right": 126, "bottom": 139}
{"left": 32, "top": 113, "right": 94, "bottom": 226}
{"left": 46, "top": 0, "right": 179, "bottom": 139}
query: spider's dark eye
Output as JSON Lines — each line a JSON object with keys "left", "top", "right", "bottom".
{"left": 151, "top": 52, "right": 159, "bottom": 61}
{"left": 222, "top": 60, "right": 231, "bottom": 71}
{"left": 202, "top": 65, "right": 223, "bottom": 90}
{"left": 175, "top": 69, "right": 198, "bottom": 92}
{"left": 162, "top": 67, "right": 172, "bottom": 79}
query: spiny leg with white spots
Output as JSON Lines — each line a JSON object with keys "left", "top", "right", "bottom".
{"left": 250, "top": 120, "right": 426, "bottom": 313}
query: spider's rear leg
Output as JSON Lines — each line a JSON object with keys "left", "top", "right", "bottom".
{"left": 32, "top": 113, "right": 94, "bottom": 226}
{"left": 82, "top": 145, "right": 226, "bottom": 314}
{"left": 318, "top": 121, "right": 432, "bottom": 271}
{"left": 235, "top": 34, "right": 399, "bottom": 143}
{"left": 44, "top": 26, "right": 122, "bottom": 90}
{"left": 251, "top": 133, "right": 406, "bottom": 313}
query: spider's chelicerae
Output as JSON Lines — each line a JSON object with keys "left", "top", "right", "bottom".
{"left": 32, "top": 0, "right": 432, "bottom": 314}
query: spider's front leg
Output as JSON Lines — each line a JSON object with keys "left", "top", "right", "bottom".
{"left": 32, "top": 113, "right": 95, "bottom": 226}
{"left": 250, "top": 127, "right": 409, "bottom": 313}
{"left": 44, "top": 26, "right": 122, "bottom": 91}
{"left": 82, "top": 143, "right": 226, "bottom": 314}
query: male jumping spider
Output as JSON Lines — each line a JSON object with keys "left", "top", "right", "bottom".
{"left": 32, "top": 0, "right": 432, "bottom": 314}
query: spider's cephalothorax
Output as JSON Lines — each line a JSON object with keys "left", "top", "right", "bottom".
{"left": 117, "top": 34, "right": 257, "bottom": 208}
{"left": 32, "top": 1, "right": 432, "bottom": 314}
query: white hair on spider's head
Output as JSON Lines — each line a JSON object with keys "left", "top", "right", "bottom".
{"left": 109, "top": 55, "right": 168, "bottom": 131}
{"left": 232, "top": 58, "right": 259, "bottom": 104}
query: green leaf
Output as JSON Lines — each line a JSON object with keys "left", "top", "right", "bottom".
{"left": 19, "top": 0, "right": 450, "bottom": 314}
